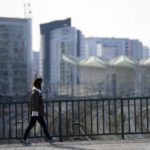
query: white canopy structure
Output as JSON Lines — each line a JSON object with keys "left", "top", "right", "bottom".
{"left": 77, "top": 56, "right": 107, "bottom": 87}
{"left": 139, "top": 57, "right": 150, "bottom": 95}
{"left": 62, "top": 55, "right": 107, "bottom": 95}
{"left": 109, "top": 56, "right": 137, "bottom": 95}
{"left": 61, "top": 55, "right": 150, "bottom": 97}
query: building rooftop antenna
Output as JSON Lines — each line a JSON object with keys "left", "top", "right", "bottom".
{"left": 24, "top": 0, "right": 32, "bottom": 19}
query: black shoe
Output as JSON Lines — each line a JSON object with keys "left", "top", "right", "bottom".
{"left": 21, "top": 139, "right": 31, "bottom": 146}
{"left": 49, "top": 137, "right": 57, "bottom": 144}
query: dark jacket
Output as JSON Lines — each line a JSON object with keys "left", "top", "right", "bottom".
{"left": 29, "top": 90, "right": 44, "bottom": 116}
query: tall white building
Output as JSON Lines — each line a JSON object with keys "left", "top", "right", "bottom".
{"left": 40, "top": 18, "right": 84, "bottom": 96}
{"left": 50, "top": 27, "right": 79, "bottom": 84}
{"left": 0, "top": 17, "right": 32, "bottom": 96}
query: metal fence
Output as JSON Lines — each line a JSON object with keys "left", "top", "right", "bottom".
{"left": 0, "top": 97, "right": 150, "bottom": 141}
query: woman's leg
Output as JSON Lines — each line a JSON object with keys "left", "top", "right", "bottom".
{"left": 38, "top": 116, "right": 52, "bottom": 140}
{"left": 23, "top": 116, "right": 37, "bottom": 140}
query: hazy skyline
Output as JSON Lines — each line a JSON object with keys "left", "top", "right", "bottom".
{"left": 0, "top": 0, "right": 150, "bottom": 51}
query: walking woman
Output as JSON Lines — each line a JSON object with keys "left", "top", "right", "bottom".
{"left": 21, "top": 77, "right": 56, "bottom": 145}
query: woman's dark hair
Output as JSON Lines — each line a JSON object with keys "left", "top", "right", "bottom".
{"left": 32, "top": 78, "right": 43, "bottom": 89}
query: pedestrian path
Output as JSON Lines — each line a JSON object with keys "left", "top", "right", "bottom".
{"left": 0, "top": 139, "right": 150, "bottom": 150}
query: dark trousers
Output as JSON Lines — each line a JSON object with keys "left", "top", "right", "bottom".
{"left": 23, "top": 116, "right": 52, "bottom": 140}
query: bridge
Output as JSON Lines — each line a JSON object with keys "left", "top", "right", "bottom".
{"left": 0, "top": 97, "right": 150, "bottom": 149}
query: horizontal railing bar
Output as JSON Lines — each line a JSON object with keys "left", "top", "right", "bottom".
{"left": 0, "top": 96, "right": 150, "bottom": 104}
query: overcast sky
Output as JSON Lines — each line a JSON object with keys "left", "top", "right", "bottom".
{"left": 0, "top": 0, "right": 150, "bottom": 51}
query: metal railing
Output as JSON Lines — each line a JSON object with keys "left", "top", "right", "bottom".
{"left": 0, "top": 97, "right": 150, "bottom": 141}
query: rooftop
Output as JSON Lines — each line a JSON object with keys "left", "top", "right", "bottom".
{"left": 0, "top": 17, "right": 30, "bottom": 23}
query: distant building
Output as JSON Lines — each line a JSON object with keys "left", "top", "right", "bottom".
{"left": 143, "top": 46, "right": 150, "bottom": 58}
{"left": 40, "top": 18, "right": 71, "bottom": 84}
{"left": 0, "top": 17, "right": 32, "bottom": 96}
{"left": 84, "top": 37, "right": 143, "bottom": 60}
{"left": 40, "top": 18, "right": 84, "bottom": 96}
{"left": 33, "top": 51, "right": 40, "bottom": 78}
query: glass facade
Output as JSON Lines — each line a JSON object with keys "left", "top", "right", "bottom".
{"left": 0, "top": 18, "right": 32, "bottom": 96}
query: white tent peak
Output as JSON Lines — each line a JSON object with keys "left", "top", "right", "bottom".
{"left": 62, "top": 55, "right": 77, "bottom": 65}
{"left": 139, "top": 57, "right": 150, "bottom": 66}
{"left": 79, "top": 55, "right": 107, "bottom": 68}
{"left": 109, "top": 55, "right": 137, "bottom": 68}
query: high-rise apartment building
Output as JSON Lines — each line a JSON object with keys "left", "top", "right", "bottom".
{"left": 0, "top": 17, "right": 32, "bottom": 96}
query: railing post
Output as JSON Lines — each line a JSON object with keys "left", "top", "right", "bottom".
{"left": 121, "top": 99, "right": 125, "bottom": 139}
{"left": 59, "top": 102, "right": 62, "bottom": 142}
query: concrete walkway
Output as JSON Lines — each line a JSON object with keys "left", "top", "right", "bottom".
{"left": 0, "top": 139, "right": 150, "bottom": 150}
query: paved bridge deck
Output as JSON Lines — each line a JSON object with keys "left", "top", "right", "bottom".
{"left": 0, "top": 139, "right": 150, "bottom": 150}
